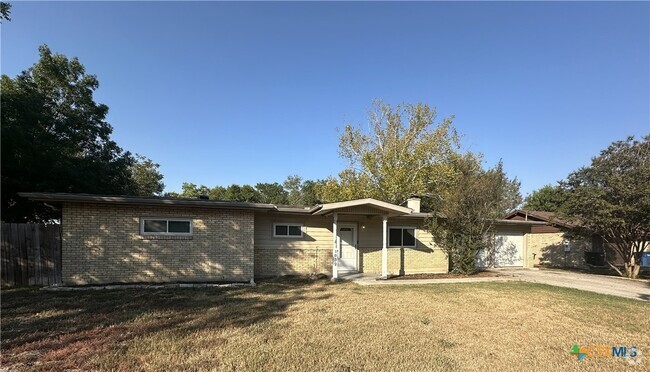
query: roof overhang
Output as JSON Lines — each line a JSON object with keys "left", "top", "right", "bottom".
{"left": 313, "top": 198, "right": 413, "bottom": 217}
{"left": 272, "top": 206, "right": 322, "bottom": 214}
{"left": 18, "top": 192, "right": 277, "bottom": 211}
{"left": 494, "top": 219, "right": 548, "bottom": 226}
{"left": 504, "top": 209, "right": 575, "bottom": 228}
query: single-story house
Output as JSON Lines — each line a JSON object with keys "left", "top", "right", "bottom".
{"left": 503, "top": 210, "right": 605, "bottom": 268}
{"left": 20, "top": 192, "right": 544, "bottom": 285}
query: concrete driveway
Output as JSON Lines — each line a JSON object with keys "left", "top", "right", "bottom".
{"left": 499, "top": 268, "right": 650, "bottom": 301}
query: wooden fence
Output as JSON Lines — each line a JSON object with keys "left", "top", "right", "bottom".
{"left": 1, "top": 223, "right": 62, "bottom": 287}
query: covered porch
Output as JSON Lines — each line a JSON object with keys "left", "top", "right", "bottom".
{"left": 314, "top": 198, "right": 426, "bottom": 279}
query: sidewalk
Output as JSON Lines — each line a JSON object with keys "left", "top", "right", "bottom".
{"left": 343, "top": 272, "right": 520, "bottom": 286}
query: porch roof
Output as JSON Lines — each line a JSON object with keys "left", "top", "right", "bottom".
{"left": 313, "top": 198, "right": 413, "bottom": 217}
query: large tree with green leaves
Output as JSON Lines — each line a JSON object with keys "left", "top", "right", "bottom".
{"left": 1, "top": 45, "right": 164, "bottom": 222}
{"left": 129, "top": 155, "right": 165, "bottom": 196}
{"left": 168, "top": 176, "right": 325, "bottom": 205}
{"left": 522, "top": 185, "right": 567, "bottom": 212}
{"left": 320, "top": 100, "right": 460, "bottom": 205}
{"left": 255, "top": 182, "right": 288, "bottom": 204}
{"left": 283, "top": 175, "right": 325, "bottom": 206}
{"left": 0, "top": 1, "right": 10, "bottom": 22}
{"left": 427, "top": 154, "right": 522, "bottom": 273}
{"left": 560, "top": 136, "right": 649, "bottom": 278}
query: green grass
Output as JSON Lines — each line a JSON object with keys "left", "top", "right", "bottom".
{"left": 2, "top": 278, "right": 648, "bottom": 371}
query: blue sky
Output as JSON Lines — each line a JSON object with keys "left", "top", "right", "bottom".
{"left": 2, "top": 1, "right": 649, "bottom": 197}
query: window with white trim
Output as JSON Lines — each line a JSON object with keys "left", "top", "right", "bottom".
{"left": 140, "top": 218, "right": 192, "bottom": 235}
{"left": 388, "top": 227, "right": 416, "bottom": 247}
{"left": 273, "top": 223, "right": 303, "bottom": 238}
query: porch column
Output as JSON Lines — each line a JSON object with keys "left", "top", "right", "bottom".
{"left": 382, "top": 215, "right": 388, "bottom": 278}
{"left": 332, "top": 213, "right": 338, "bottom": 280}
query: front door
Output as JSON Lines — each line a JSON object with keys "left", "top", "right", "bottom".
{"left": 338, "top": 224, "right": 357, "bottom": 272}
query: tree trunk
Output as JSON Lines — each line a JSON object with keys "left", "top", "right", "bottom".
{"left": 624, "top": 263, "right": 641, "bottom": 279}
{"left": 606, "top": 259, "right": 624, "bottom": 276}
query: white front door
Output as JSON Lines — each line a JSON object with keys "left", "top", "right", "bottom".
{"left": 338, "top": 224, "right": 357, "bottom": 272}
{"left": 494, "top": 232, "right": 524, "bottom": 267}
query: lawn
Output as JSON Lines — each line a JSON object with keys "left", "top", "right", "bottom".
{"left": 2, "top": 278, "right": 648, "bottom": 371}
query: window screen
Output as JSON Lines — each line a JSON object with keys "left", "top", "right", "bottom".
{"left": 389, "top": 228, "right": 402, "bottom": 246}
{"left": 143, "top": 220, "right": 167, "bottom": 233}
{"left": 168, "top": 221, "right": 191, "bottom": 233}
{"left": 388, "top": 227, "right": 416, "bottom": 247}
{"left": 141, "top": 218, "right": 192, "bottom": 235}
{"left": 274, "top": 223, "right": 303, "bottom": 237}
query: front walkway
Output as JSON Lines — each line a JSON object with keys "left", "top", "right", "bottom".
{"left": 345, "top": 270, "right": 650, "bottom": 301}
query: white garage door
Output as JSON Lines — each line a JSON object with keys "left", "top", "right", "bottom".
{"left": 476, "top": 232, "right": 524, "bottom": 268}
{"left": 494, "top": 232, "right": 524, "bottom": 267}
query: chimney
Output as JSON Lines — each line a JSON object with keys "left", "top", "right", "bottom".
{"left": 407, "top": 197, "right": 421, "bottom": 213}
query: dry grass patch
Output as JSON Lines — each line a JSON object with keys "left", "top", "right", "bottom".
{"left": 2, "top": 278, "right": 648, "bottom": 371}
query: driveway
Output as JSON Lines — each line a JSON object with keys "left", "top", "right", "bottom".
{"left": 499, "top": 268, "right": 650, "bottom": 301}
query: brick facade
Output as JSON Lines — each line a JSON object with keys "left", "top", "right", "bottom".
{"left": 254, "top": 247, "right": 332, "bottom": 277}
{"left": 358, "top": 247, "right": 448, "bottom": 275}
{"left": 62, "top": 202, "right": 255, "bottom": 285}
{"left": 526, "top": 232, "right": 590, "bottom": 268}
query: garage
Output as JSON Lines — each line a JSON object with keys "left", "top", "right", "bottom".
{"left": 477, "top": 232, "right": 525, "bottom": 268}
{"left": 493, "top": 232, "right": 524, "bottom": 267}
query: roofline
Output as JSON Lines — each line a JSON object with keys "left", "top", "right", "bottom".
{"left": 314, "top": 198, "right": 413, "bottom": 216}
{"left": 272, "top": 206, "right": 323, "bottom": 214}
{"left": 18, "top": 192, "right": 277, "bottom": 211}
{"left": 494, "top": 219, "right": 547, "bottom": 226}
{"left": 504, "top": 209, "right": 575, "bottom": 228}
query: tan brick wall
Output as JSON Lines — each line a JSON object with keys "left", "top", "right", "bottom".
{"left": 358, "top": 247, "right": 448, "bottom": 275}
{"left": 255, "top": 248, "right": 332, "bottom": 277}
{"left": 62, "top": 203, "right": 254, "bottom": 285}
{"left": 254, "top": 214, "right": 333, "bottom": 277}
{"left": 254, "top": 213, "right": 449, "bottom": 277}
{"left": 527, "top": 232, "right": 590, "bottom": 268}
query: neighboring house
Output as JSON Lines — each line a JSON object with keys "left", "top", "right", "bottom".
{"left": 20, "top": 192, "right": 543, "bottom": 285}
{"left": 503, "top": 210, "right": 603, "bottom": 268}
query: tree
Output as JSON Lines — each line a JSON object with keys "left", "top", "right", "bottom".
{"left": 560, "top": 136, "right": 649, "bottom": 279}
{"left": 1, "top": 45, "right": 155, "bottom": 222}
{"left": 282, "top": 175, "right": 326, "bottom": 206}
{"left": 427, "top": 154, "right": 522, "bottom": 274}
{"left": 129, "top": 155, "right": 165, "bottom": 196}
{"left": 523, "top": 185, "right": 567, "bottom": 212}
{"left": 255, "top": 182, "right": 288, "bottom": 204}
{"left": 169, "top": 177, "right": 326, "bottom": 206}
{"left": 209, "top": 186, "right": 227, "bottom": 200}
{"left": 320, "top": 100, "right": 460, "bottom": 204}
{"left": 300, "top": 179, "right": 325, "bottom": 206}
{"left": 224, "top": 184, "right": 243, "bottom": 201}
{"left": 239, "top": 185, "right": 261, "bottom": 203}
{"left": 170, "top": 183, "right": 211, "bottom": 198}
{"left": 283, "top": 175, "right": 303, "bottom": 205}
{"left": 1, "top": 2, "right": 10, "bottom": 22}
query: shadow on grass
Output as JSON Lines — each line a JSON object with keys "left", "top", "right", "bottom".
{"left": 1, "top": 276, "right": 337, "bottom": 366}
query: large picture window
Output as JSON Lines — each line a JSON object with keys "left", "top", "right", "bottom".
{"left": 388, "top": 227, "right": 416, "bottom": 247}
{"left": 140, "top": 218, "right": 192, "bottom": 235}
{"left": 273, "top": 223, "right": 303, "bottom": 238}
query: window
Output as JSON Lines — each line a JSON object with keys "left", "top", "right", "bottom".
{"left": 388, "top": 227, "right": 416, "bottom": 247}
{"left": 140, "top": 218, "right": 192, "bottom": 235}
{"left": 273, "top": 223, "right": 303, "bottom": 238}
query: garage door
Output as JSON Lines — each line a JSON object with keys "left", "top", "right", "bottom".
{"left": 476, "top": 232, "right": 524, "bottom": 268}
{"left": 494, "top": 232, "right": 524, "bottom": 267}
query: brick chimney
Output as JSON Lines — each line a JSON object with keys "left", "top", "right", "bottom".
{"left": 407, "top": 197, "right": 421, "bottom": 213}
